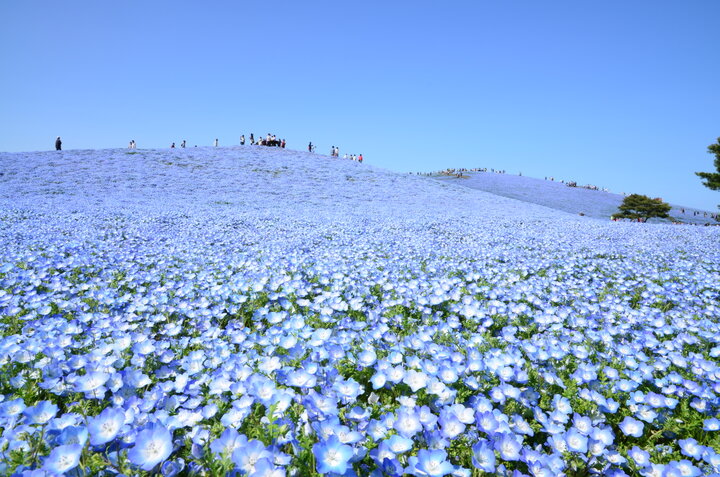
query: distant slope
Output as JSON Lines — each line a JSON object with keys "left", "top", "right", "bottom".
{"left": 0, "top": 147, "right": 576, "bottom": 223}
{"left": 434, "top": 172, "right": 716, "bottom": 224}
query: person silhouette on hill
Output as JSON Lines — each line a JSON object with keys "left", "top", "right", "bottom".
{"left": 55, "top": 137, "right": 62, "bottom": 151}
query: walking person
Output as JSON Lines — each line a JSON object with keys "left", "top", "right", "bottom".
{"left": 240, "top": 135, "right": 245, "bottom": 145}
{"left": 358, "top": 154, "right": 363, "bottom": 163}
{"left": 55, "top": 136, "right": 62, "bottom": 151}
{"left": 308, "top": 142, "right": 313, "bottom": 152}
{"left": 214, "top": 138, "right": 219, "bottom": 147}
{"left": 250, "top": 133, "right": 255, "bottom": 145}
{"left": 181, "top": 140, "right": 186, "bottom": 148}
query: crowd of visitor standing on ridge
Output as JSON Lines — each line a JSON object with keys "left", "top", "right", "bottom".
{"left": 53, "top": 135, "right": 364, "bottom": 163}
{"left": 166, "top": 134, "right": 287, "bottom": 149}
{"left": 323, "top": 144, "right": 363, "bottom": 163}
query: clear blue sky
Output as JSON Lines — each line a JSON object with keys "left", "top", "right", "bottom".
{"left": 1, "top": 1, "right": 719, "bottom": 210}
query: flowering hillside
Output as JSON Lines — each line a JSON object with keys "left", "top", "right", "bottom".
{"left": 0, "top": 147, "right": 719, "bottom": 476}
{"left": 435, "top": 172, "right": 715, "bottom": 224}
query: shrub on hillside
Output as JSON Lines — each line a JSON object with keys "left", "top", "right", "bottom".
{"left": 612, "top": 194, "right": 671, "bottom": 222}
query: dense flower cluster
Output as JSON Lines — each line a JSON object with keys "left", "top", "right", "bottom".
{"left": 0, "top": 148, "right": 718, "bottom": 476}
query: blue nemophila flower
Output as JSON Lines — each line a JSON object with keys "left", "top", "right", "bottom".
{"left": 127, "top": 423, "right": 173, "bottom": 471}
{"left": 285, "top": 368, "right": 316, "bottom": 388}
{"left": 446, "top": 404, "right": 474, "bottom": 425}
{"left": 394, "top": 407, "right": 423, "bottom": 438}
{"left": 370, "top": 442, "right": 397, "bottom": 465}
{"left": 370, "top": 370, "right": 387, "bottom": 389}
{"left": 627, "top": 446, "right": 650, "bottom": 467}
{"left": 678, "top": 438, "right": 704, "bottom": 459}
{"left": 703, "top": 418, "right": 720, "bottom": 431}
{"left": 590, "top": 427, "right": 614, "bottom": 447}
{"left": 0, "top": 398, "right": 25, "bottom": 419}
{"left": 385, "top": 365, "right": 406, "bottom": 384}
{"left": 635, "top": 405, "right": 658, "bottom": 423}
{"left": 476, "top": 411, "right": 499, "bottom": 435}
{"left": 495, "top": 434, "right": 523, "bottom": 461}
{"left": 385, "top": 435, "right": 413, "bottom": 454}
{"left": 410, "top": 449, "right": 454, "bottom": 476}
{"left": 313, "top": 435, "right": 353, "bottom": 475}
{"left": 403, "top": 370, "right": 429, "bottom": 392}
{"left": 124, "top": 369, "right": 152, "bottom": 388}
{"left": 552, "top": 395, "right": 572, "bottom": 414}
{"left": 417, "top": 405, "right": 438, "bottom": 430}
{"left": 618, "top": 416, "right": 644, "bottom": 438}
{"left": 333, "top": 376, "right": 363, "bottom": 403}
{"left": 74, "top": 371, "right": 109, "bottom": 395}
{"left": 232, "top": 439, "right": 270, "bottom": 474}
{"left": 210, "top": 428, "right": 248, "bottom": 457}
{"left": 471, "top": 441, "right": 496, "bottom": 473}
{"left": 644, "top": 392, "right": 666, "bottom": 408}
{"left": 345, "top": 406, "right": 370, "bottom": 422}
{"left": 378, "top": 457, "right": 405, "bottom": 477}
{"left": 23, "top": 400, "right": 58, "bottom": 425}
{"left": 356, "top": 349, "right": 377, "bottom": 367}
{"left": 438, "top": 411, "right": 464, "bottom": 440}
{"left": 42, "top": 443, "right": 82, "bottom": 474}
{"left": 572, "top": 413, "right": 593, "bottom": 435}
{"left": 87, "top": 407, "right": 126, "bottom": 446}
{"left": 334, "top": 425, "right": 363, "bottom": 445}
{"left": 57, "top": 425, "right": 88, "bottom": 446}
{"left": 161, "top": 458, "right": 186, "bottom": 477}
{"left": 565, "top": 428, "right": 588, "bottom": 453}
{"left": 248, "top": 457, "right": 286, "bottom": 477}
{"left": 664, "top": 460, "right": 701, "bottom": 477}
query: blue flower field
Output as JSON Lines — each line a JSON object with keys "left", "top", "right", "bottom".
{"left": 0, "top": 147, "right": 719, "bottom": 476}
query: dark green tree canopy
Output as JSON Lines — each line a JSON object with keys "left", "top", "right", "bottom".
{"left": 696, "top": 137, "right": 720, "bottom": 191}
{"left": 613, "top": 194, "right": 671, "bottom": 222}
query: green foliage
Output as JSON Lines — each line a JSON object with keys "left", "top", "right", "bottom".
{"left": 695, "top": 136, "right": 720, "bottom": 193}
{"left": 612, "top": 194, "right": 671, "bottom": 222}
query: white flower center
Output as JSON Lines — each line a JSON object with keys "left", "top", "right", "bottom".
{"left": 146, "top": 441, "right": 160, "bottom": 457}
{"left": 326, "top": 449, "right": 341, "bottom": 466}
{"left": 102, "top": 421, "right": 118, "bottom": 435}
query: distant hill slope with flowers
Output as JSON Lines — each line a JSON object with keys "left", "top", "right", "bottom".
{"left": 2, "top": 146, "right": 711, "bottom": 224}
{"left": 0, "top": 146, "right": 718, "bottom": 476}
{"left": 0, "top": 147, "right": 573, "bottom": 222}
{"left": 434, "top": 171, "right": 715, "bottom": 224}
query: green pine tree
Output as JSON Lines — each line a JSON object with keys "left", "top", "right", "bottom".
{"left": 696, "top": 137, "right": 720, "bottom": 194}
{"left": 612, "top": 194, "right": 672, "bottom": 222}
